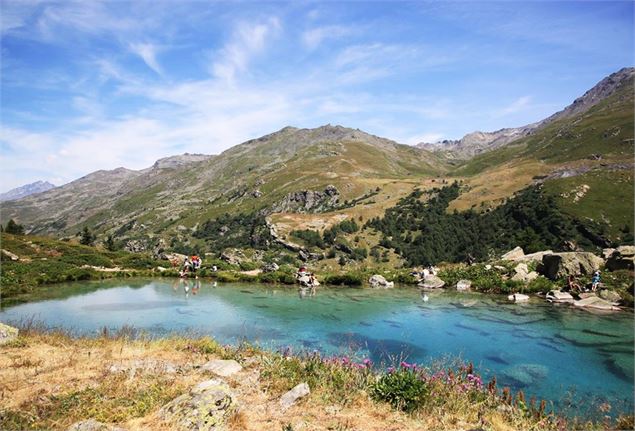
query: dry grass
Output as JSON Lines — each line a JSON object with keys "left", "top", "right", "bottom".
{"left": 0, "top": 330, "right": 623, "bottom": 431}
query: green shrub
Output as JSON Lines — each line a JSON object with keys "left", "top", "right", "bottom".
{"left": 323, "top": 273, "right": 363, "bottom": 286}
{"left": 214, "top": 271, "right": 239, "bottom": 282}
{"left": 371, "top": 368, "right": 428, "bottom": 412}
{"left": 290, "top": 229, "right": 324, "bottom": 248}
{"left": 259, "top": 271, "right": 296, "bottom": 285}
{"left": 526, "top": 276, "right": 556, "bottom": 293}
{"left": 238, "top": 261, "right": 258, "bottom": 271}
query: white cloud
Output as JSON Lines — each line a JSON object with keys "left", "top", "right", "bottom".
{"left": 211, "top": 17, "right": 281, "bottom": 81}
{"left": 129, "top": 42, "right": 163, "bottom": 75}
{"left": 403, "top": 133, "right": 445, "bottom": 145}
{"left": 302, "top": 25, "right": 350, "bottom": 50}
{"left": 499, "top": 96, "right": 532, "bottom": 116}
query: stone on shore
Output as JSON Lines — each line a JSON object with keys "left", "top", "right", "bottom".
{"left": 418, "top": 275, "right": 445, "bottom": 289}
{"left": 279, "top": 382, "right": 310, "bottom": 410}
{"left": 508, "top": 293, "right": 529, "bottom": 302}
{"left": 369, "top": 274, "right": 394, "bottom": 288}
{"left": 456, "top": 279, "right": 472, "bottom": 291}
{"left": 1, "top": 249, "right": 19, "bottom": 261}
{"left": 541, "top": 252, "right": 604, "bottom": 280}
{"left": 546, "top": 290, "right": 574, "bottom": 303}
{"left": 201, "top": 359, "right": 243, "bottom": 377}
{"left": 511, "top": 263, "right": 538, "bottom": 283}
{"left": 598, "top": 289, "right": 622, "bottom": 303}
{"left": 160, "top": 378, "right": 236, "bottom": 430}
{"left": 262, "top": 262, "right": 279, "bottom": 273}
{"left": 0, "top": 322, "right": 19, "bottom": 345}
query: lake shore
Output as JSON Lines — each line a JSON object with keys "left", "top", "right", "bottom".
{"left": 2, "top": 326, "right": 631, "bottom": 431}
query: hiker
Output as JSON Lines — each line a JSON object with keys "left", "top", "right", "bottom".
{"left": 564, "top": 275, "right": 581, "bottom": 292}
{"left": 180, "top": 257, "right": 192, "bottom": 277}
{"left": 591, "top": 271, "right": 601, "bottom": 292}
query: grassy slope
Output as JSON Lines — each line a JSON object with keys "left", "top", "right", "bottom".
{"left": 1, "top": 329, "right": 625, "bottom": 431}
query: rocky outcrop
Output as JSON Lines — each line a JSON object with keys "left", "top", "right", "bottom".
{"left": 220, "top": 249, "right": 245, "bottom": 266}
{"left": 369, "top": 274, "right": 394, "bottom": 288}
{"left": 541, "top": 252, "right": 604, "bottom": 280}
{"left": 597, "top": 289, "right": 622, "bottom": 303}
{"left": 270, "top": 185, "right": 340, "bottom": 213}
{"left": 511, "top": 263, "right": 539, "bottom": 283}
{"left": 160, "top": 378, "right": 237, "bottom": 430}
{"left": 279, "top": 382, "right": 310, "bottom": 410}
{"left": 516, "top": 250, "right": 553, "bottom": 263}
{"left": 262, "top": 262, "right": 279, "bottom": 273}
{"left": 606, "top": 246, "right": 635, "bottom": 271}
{"left": 108, "top": 359, "right": 179, "bottom": 377}
{"left": 298, "top": 249, "right": 324, "bottom": 261}
{"left": 123, "top": 239, "right": 146, "bottom": 253}
{"left": 0, "top": 323, "right": 19, "bottom": 345}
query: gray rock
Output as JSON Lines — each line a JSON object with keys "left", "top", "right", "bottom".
{"left": 597, "top": 289, "right": 622, "bottom": 303}
{"left": 602, "top": 248, "right": 616, "bottom": 260}
{"left": 108, "top": 359, "right": 179, "bottom": 377}
{"left": 0, "top": 323, "right": 19, "bottom": 345}
{"left": 418, "top": 275, "right": 445, "bottom": 289}
{"left": 1, "top": 249, "right": 19, "bottom": 261}
{"left": 501, "top": 246, "right": 524, "bottom": 260}
{"left": 456, "top": 279, "right": 472, "bottom": 291}
{"left": 515, "top": 250, "right": 553, "bottom": 263}
{"left": 369, "top": 274, "right": 394, "bottom": 288}
{"left": 220, "top": 249, "right": 245, "bottom": 266}
{"left": 201, "top": 359, "right": 243, "bottom": 377}
{"left": 67, "top": 419, "right": 126, "bottom": 431}
{"left": 160, "top": 378, "right": 236, "bottom": 431}
{"left": 546, "top": 290, "right": 574, "bottom": 303}
{"left": 279, "top": 382, "right": 310, "bottom": 410}
{"left": 606, "top": 246, "right": 635, "bottom": 271}
{"left": 541, "top": 252, "right": 604, "bottom": 280}
{"left": 262, "top": 262, "right": 279, "bottom": 273}
{"left": 270, "top": 186, "right": 340, "bottom": 213}
{"left": 573, "top": 295, "right": 620, "bottom": 311}
{"left": 508, "top": 293, "right": 530, "bottom": 302}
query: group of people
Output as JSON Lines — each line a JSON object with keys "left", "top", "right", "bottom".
{"left": 564, "top": 270, "right": 601, "bottom": 293}
{"left": 180, "top": 255, "right": 202, "bottom": 278}
{"left": 296, "top": 266, "right": 319, "bottom": 287}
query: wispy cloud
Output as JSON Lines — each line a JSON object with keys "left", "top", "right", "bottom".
{"left": 302, "top": 25, "right": 351, "bottom": 50}
{"left": 211, "top": 17, "right": 281, "bottom": 82}
{"left": 499, "top": 96, "right": 532, "bottom": 116}
{"left": 129, "top": 42, "right": 163, "bottom": 75}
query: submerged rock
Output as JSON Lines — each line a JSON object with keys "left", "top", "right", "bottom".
{"left": 0, "top": 323, "right": 19, "bottom": 345}
{"left": 279, "top": 382, "right": 310, "bottom": 410}
{"left": 541, "top": 252, "right": 604, "bottom": 280}
{"left": 501, "top": 363, "right": 548, "bottom": 387}
{"left": 369, "top": 274, "right": 394, "bottom": 288}
{"left": 573, "top": 295, "right": 620, "bottom": 311}
{"left": 160, "top": 378, "right": 236, "bottom": 431}
{"left": 201, "top": 359, "right": 243, "bottom": 377}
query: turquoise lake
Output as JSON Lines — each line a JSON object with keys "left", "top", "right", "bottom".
{"left": 1, "top": 278, "right": 633, "bottom": 419}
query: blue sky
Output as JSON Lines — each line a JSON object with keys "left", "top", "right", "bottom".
{"left": 1, "top": 1, "right": 633, "bottom": 191}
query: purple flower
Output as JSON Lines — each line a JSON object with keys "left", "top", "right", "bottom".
{"left": 388, "top": 366, "right": 396, "bottom": 373}
{"left": 363, "top": 358, "right": 373, "bottom": 367}
{"left": 400, "top": 361, "right": 413, "bottom": 369}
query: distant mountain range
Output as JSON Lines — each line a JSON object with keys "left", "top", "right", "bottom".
{"left": 2, "top": 68, "right": 632, "bottom": 251}
{"left": 0, "top": 181, "right": 56, "bottom": 202}
{"left": 417, "top": 67, "right": 634, "bottom": 159}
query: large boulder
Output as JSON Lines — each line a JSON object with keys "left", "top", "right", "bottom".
{"left": 501, "top": 246, "right": 524, "bottom": 261}
{"left": 606, "top": 246, "right": 635, "bottom": 271}
{"left": 0, "top": 323, "right": 19, "bottom": 345}
{"left": 456, "top": 279, "right": 472, "bottom": 291}
{"left": 597, "top": 289, "right": 622, "bottom": 303}
{"left": 511, "top": 263, "right": 539, "bottom": 283}
{"left": 262, "top": 262, "right": 279, "bottom": 273}
{"left": 508, "top": 293, "right": 530, "bottom": 302}
{"left": 160, "top": 378, "right": 237, "bottom": 431}
{"left": 418, "top": 275, "right": 445, "bottom": 289}
{"left": 573, "top": 295, "right": 620, "bottom": 311}
{"left": 541, "top": 252, "right": 604, "bottom": 280}
{"left": 515, "top": 250, "right": 553, "bottom": 263}
{"left": 369, "top": 274, "right": 394, "bottom": 288}
{"left": 546, "top": 290, "right": 574, "bottom": 303}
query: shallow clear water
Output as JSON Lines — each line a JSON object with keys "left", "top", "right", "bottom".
{"left": 1, "top": 278, "right": 633, "bottom": 419}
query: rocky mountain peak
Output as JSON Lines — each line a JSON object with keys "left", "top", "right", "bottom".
{"left": 0, "top": 180, "right": 56, "bottom": 202}
{"left": 151, "top": 153, "right": 213, "bottom": 169}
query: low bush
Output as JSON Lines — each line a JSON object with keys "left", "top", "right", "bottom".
{"left": 323, "top": 273, "right": 363, "bottom": 286}
{"left": 371, "top": 366, "right": 428, "bottom": 412}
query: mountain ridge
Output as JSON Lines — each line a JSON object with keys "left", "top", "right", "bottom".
{"left": 0, "top": 181, "right": 56, "bottom": 202}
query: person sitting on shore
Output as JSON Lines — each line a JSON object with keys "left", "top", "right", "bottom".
{"left": 180, "top": 257, "right": 192, "bottom": 278}
{"left": 564, "top": 275, "right": 581, "bottom": 293}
